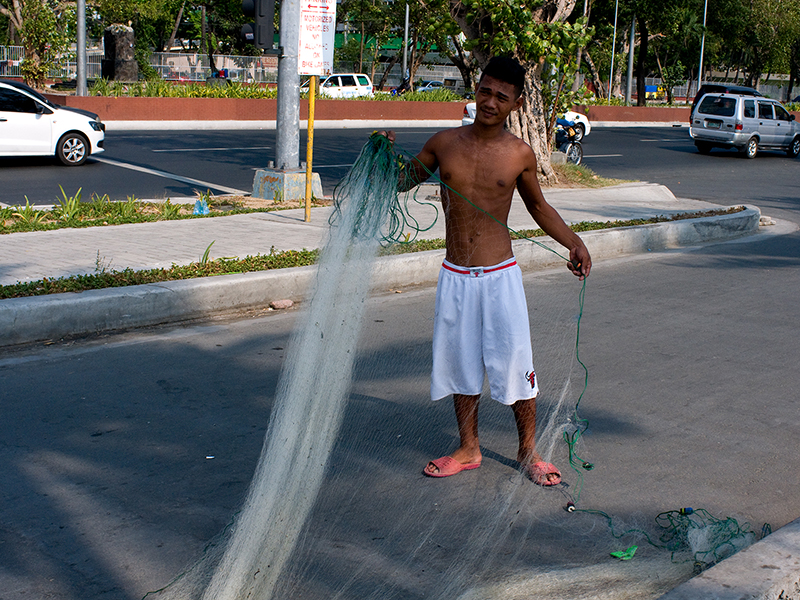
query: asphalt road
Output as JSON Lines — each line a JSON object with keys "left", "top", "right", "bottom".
{"left": 0, "top": 128, "right": 434, "bottom": 206}
{"left": 3, "top": 125, "right": 800, "bottom": 212}
{"left": 2, "top": 124, "right": 800, "bottom": 599}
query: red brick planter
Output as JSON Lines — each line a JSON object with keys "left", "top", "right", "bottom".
{"left": 579, "top": 105, "right": 691, "bottom": 122}
{"left": 39, "top": 95, "right": 800, "bottom": 123}
{"left": 44, "top": 95, "right": 466, "bottom": 122}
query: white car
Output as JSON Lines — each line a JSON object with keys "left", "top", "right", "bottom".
{"left": 302, "top": 73, "right": 374, "bottom": 99}
{"left": 416, "top": 80, "right": 444, "bottom": 92}
{"left": 0, "top": 79, "right": 105, "bottom": 166}
{"left": 461, "top": 102, "right": 592, "bottom": 140}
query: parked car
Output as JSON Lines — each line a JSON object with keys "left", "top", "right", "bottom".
{"left": 689, "top": 92, "right": 800, "bottom": 158}
{"left": 461, "top": 102, "right": 591, "bottom": 140}
{"left": 302, "top": 73, "right": 373, "bottom": 98}
{"left": 416, "top": 80, "right": 444, "bottom": 92}
{"left": 0, "top": 79, "right": 105, "bottom": 166}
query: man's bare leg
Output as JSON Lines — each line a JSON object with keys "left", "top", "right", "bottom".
{"left": 512, "top": 398, "right": 560, "bottom": 484}
{"left": 424, "top": 394, "right": 482, "bottom": 475}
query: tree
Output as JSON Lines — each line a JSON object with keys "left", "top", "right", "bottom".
{"left": 337, "top": 0, "right": 399, "bottom": 81}
{"left": 0, "top": 0, "right": 71, "bottom": 86}
{"left": 450, "top": 0, "right": 591, "bottom": 183}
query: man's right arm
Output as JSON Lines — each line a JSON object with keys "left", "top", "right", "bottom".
{"left": 380, "top": 130, "right": 440, "bottom": 192}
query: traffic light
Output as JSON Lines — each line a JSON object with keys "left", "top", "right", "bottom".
{"left": 242, "top": 0, "right": 275, "bottom": 50}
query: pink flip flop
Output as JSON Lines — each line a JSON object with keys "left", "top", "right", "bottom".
{"left": 525, "top": 461, "right": 561, "bottom": 486}
{"left": 424, "top": 455, "right": 481, "bottom": 478}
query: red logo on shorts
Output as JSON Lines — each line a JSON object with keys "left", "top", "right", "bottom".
{"left": 526, "top": 370, "right": 537, "bottom": 389}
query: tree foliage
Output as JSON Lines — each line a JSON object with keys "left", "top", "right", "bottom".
{"left": 449, "top": 0, "right": 591, "bottom": 182}
{"left": 0, "top": 0, "right": 71, "bottom": 86}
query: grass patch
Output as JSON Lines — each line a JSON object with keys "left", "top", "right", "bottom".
{"left": 0, "top": 249, "right": 320, "bottom": 299}
{"left": 0, "top": 191, "right": 330, "bottom": 235}
{"left": 0, "top": 207, "right": 744, "bottom": 300}
{"left": 551, "top": 162, "right": 631, "bottom": 188}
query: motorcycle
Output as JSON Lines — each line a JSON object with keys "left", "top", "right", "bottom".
{"left": 554, "top": 117, "right": 583, "bottom": 165}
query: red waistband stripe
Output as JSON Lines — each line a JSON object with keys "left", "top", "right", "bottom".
{"left": 442, "top": 260, "right": 517, "bottom": 275}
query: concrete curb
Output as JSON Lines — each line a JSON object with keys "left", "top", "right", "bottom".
{"left": 0, "top": 206, "right": 759, "bottom": 348}
{"left": 657, "top": 517, "right": 800, "bottom": 600}
{"left": 102, "top": 120, "right": 687, "bottom": 131}
{"left": 104, "top": 120, "right": 462, "bottom": 131}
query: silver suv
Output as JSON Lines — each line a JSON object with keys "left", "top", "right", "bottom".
{"left": 689, "top": 93, "right": 800, "bottom": 159}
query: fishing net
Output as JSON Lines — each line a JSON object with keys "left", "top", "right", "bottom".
{"left": 144, "top": 134, "right": 760, "bottom": 600}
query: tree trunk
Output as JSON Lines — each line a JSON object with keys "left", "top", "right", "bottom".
{"left": 200, "top": 5, "right": 207, "bottom": 55}
{"left": 165, "top": 0, "right": 185, "bottom": 52}
{"left": 582, "top": 48, "right": 604, "bottom": 98}
{"left": 506, "top": 60, "right": 557, "bottom": 185}
{"left": 376, "top": 52, "right": 399, "bottom": 90}
{"left": 636, "top": 16, "right": 648, "bottom": 106}
{"left": 446, "top": 34, "right": 478, "bottom": 93}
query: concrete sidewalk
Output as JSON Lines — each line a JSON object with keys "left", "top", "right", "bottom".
{"left": 0, "top": 182, "right": 724, "bottom": 287}
{"left": 0, "top": 183, "right": 764, "bottom": 351}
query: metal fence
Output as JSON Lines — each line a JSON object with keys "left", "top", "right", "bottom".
{"left": 0, "top": 46, "right": 279, "bottom": 84}
{"left": 149, "top": 52, "right": 278, "bottom": 83}
{"left": 0, "top": 46, "right": 24, "bottom": 78}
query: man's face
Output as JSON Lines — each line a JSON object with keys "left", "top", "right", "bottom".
{"left": 474, "top": 75, "right": 524, "bottom": 126}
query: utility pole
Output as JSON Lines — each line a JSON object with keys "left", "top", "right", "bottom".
{"left": 76, "top": 0, "right": 87, "bottom": 96}
{"left": 625, "top": 16, "right": 635, "bottom": 105}
{"left": 402, "top": 4, "right": 409, "bottom": 83}
{"left": 698, "top": 0, "right": 708, "bottom": 97}
{"left": 608, "top": 0, "right": 619, "bottom": 100}
{"left": 275, "top": 0, "right": 300, "bottom": 170}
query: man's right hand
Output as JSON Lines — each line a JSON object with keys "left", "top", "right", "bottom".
{"left": 375, "top": 130, "right": 396, "bottom": 143}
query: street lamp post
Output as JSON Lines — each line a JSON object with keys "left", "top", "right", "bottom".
{"left": 697, "top": 0, "right": 708, "bottom": 98}
{"left": 76, "top": 0, "right": 87, "bottom": 96}
{"left": 608, "top": 0, "right": 619, "bottom": 99}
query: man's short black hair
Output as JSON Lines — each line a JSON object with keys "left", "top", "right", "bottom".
{"left": 480, "top": 56, "right": 525, "bottom": 98}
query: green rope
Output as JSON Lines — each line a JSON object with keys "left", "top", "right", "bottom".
{"left": 572, "top": 506, "right": 762, "bottom": 572}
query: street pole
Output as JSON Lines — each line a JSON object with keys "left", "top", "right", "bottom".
{"left": 625, "top": 16, "right": 635, "bottom": 105}
{"left": 76, "top": 0, "right": 87, "bottom": 96}
{"left": 276, "top": 0, "right": 300, "bottom": 170}
{"left": 571, "top": 0, "right": 589, "bottom": 92}
{"left": 698, "top": 0, "right": 708, "bottom": 97}
{"left": 402, "top": 4, "right": 409, "bottom": 83}
{"left": 608, "top": 0, "right": 619, "bottom": 100}
{"left": 304, "top": 76, "right": 316, "bottom": 222}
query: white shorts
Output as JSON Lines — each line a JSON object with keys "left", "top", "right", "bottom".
{"left": 431, "top": 257, "right": 539, "bottom": 405}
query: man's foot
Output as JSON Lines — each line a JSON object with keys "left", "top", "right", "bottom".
{"left": 523, "top": 461, "right": 561, "bottom": 486}
{"left": 424, "top": 455, "right": 481, "bottom": 478}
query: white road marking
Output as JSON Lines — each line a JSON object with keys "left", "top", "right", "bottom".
{"left": 95, "top": 157, "right": 250, "bottom": 195}
{"left": 152, "top": 146, "right": 272, "bottom": 153}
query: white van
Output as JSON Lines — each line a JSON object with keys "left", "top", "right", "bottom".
{"left": 0, "top": 79, "right": 105, "bottom": 166}
{"left": 689, "top": 92, "right": 800, "bottom": 158}
{"left": 317, "top": 73, "right": 373, "bottom": 98}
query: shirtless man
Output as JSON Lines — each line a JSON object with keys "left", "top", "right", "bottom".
{"left": 387, "top": 56, "right": 591, "bottom": 485}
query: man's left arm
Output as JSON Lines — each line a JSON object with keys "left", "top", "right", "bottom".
{"left": 517, "top": 152, "right": 592, "bottom": 279}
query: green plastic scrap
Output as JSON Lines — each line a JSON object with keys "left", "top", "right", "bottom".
{"left": 610, "top": 546, "right": 638, "bottom": 561}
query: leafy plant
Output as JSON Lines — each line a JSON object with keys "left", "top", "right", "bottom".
{"left": 89, "top": 192, "right": 111, "bottom": 217}
{"left": 156, "top": 199, "right": 182, "bottom": 219}
{"left": 200, "top": 241, "right": 215, "bottom": 265}
{"left": 94, "top": 250, "right": 113, "bottom": 274}
{"left": 12, "top": 198, "right": 48, "bottom": 225}
{"left": 113, "top": 196, "right": 140, "bottom": 219}
{"left": 54, "top": 186, "right": 83, "bottom": 223}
